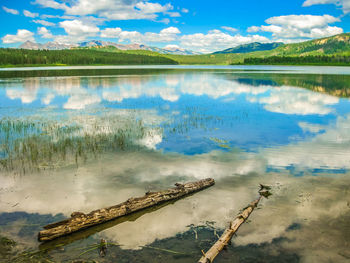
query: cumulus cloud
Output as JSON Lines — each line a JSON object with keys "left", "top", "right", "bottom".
{"left": 166, "top": 12, "right": 181, "bottom": 17}
{"left": 101, "top": 26, "right": 181, "bottom": 43}
{"left": 221, "top": 26, "right": 238, "bottom": 32}
{"left": 59, "top": 19, "right": 100, "bottom": 36}
{"left": 180, "top": 29, "right": 270, "bottom": 53}
{"left": 33, "top": 19, "right": 55, "bottom": 26}
{"left": 1, "top": 29, "right": 35, "bottom": 44}
{"left": 2, "top": 6, "right": 19, "bottom": 15}
{"left": 38, "top": 27, "right": 54, "bottom": 39}
{"left": 135, "top": 2, "right": 172, "bottom": 14}
{"left": 100, "top": 27, "right": 122, "bottom": 38}
{"left": 248, "top": 14, "right": 343, "bottom": 42}
{"left": 303, "top": 0, "right": 350, "bottom": 14}
{"left": 33, "top": 0, "right": 174, "bottom": 21}
{"left": 32, "top": 0, "right": 67, "bottom": 10}
{"left": 181, "top": 8, "right": 189, "bottom": 13}
{"left": 23, "top": 10, "right": 39, "bottom": 18}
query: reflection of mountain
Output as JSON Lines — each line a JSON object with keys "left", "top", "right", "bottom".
{"left": 226, "top": 73, "right": 350, "bottom": 98}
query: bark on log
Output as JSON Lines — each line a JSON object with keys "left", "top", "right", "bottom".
{"left": 38, "top": 178, "right": 215, "bottom": 242}
{"left": 198, "top": 196, "right": 262, "bottom": 263}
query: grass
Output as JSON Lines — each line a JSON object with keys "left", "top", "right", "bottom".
{"left": 0, "top": 114, "right": 162, "bottom": 173}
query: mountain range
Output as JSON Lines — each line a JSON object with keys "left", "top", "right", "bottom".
{"left": 18, "top": 40, "right": 201, "bottom": 55}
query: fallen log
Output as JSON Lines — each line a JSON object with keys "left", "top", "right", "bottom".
{"left": 38, "top": 178, "right": 215, "bottom": 242}
{"left": 198, "top": 194, "right": 264, "bottom": 263}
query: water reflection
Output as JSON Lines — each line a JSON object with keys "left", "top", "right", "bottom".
{"left": 0, "top": 160, "right": 349, "bottom": 262}
{"left": 0, "top": 67, "right": 350, "bottom": 262}
{"left": 1, "top": 72, "right": 349, "bottom": 158}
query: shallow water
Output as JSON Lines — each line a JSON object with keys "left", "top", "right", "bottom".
{"left": 0, "top": 66, "right": 349, "bottom": 263}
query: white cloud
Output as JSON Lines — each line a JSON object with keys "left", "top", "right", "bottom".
{"left": 160, "top": 26, "right": 180, "bottom": 34}
{"left": 100, "top": 26, "right": 181, "bottom": 43}
{"left": 299, "top": 122, "right": 326, "bottom": 133}
{"left": 166, "top": 12, "right": 181, "bottom": 17}
{"left": 221, "top": 26, "right": 238, "bottom": 32}
{"left": 157, "top": 18, "right": 170, "bottom": 24}
{"left": 164, "top": 44, "right": 180, "bottom": 49}
{"left": 40, "top": 14, "right": 77, "bottom": 20}
{"left": 34, "top": 0, "right": 174, "bottom": 21}
{"left": 38, "top": 27, "right": 54, "bottom": 39}
{"left": 135, "top": 2, "right": 172, "bottom": 14}
{"left": 266, "top": 14, "right": 339, "bottom": 29}
{"left": 23, "top": 10, "right": 39, "bottom": 18}
{"left": 59, "top": 19, "right": 100, "bottom": 36}
{"left": 32, "top": 0, "right": 67, "bottom": 10}
{"left": 179, "top": 30, "right": 270, "bottom": 53}
{"left": 247, "top": 26, "right": 260, "bottom": 33}
{"left": 2, "top": 6, "right": 19, "bottom": 15}
{"left": 181, "top": 8, "right": 189, "bottom": 13}
{"left": 303, "top": 0, "right": 350, "bottom": 14}
{"left": 33, "top": 19, "right": 56, "bottom": 26}
{"left": 100, "top": 27, "right": 122, "bottom": 38}
{"left": 1, "top": 29, "right": 35, "bottom": 44}
{"left": 248, "top": 14, "right": 343, "bottom": 41}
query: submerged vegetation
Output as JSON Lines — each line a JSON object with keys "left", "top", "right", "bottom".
{"left": 0, "top": 115, "right": 161, "bottom": 173}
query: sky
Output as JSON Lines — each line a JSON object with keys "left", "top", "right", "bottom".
{"left": 1, "top": 0, "right": 350, "bottom": 53}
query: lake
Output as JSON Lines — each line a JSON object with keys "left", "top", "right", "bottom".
{"left": 0, "top": 65, "right": 349, "bottom": 263}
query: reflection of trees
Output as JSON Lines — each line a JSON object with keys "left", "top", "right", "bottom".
{"left": 225, "top": 73, "right": 350, "bottom": 98}
{"left": 0, "top": 68, "right": 185, "bottom": 78}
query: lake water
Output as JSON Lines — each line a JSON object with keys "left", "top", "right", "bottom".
{"left": 0, "top": 66, "right": 349, "bottom": 263}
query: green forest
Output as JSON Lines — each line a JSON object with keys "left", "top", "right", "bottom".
{"left": 243, "top": 55, "right": 350, "bottom": 66}
{"left": 0, "top": 48, "right": 178, "bottom": 66}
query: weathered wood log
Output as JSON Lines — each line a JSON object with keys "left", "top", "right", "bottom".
{"left": 198, "top": 196, "right": 262, "bottom": 263}
{"left": 38, "top": 178, "right": 215, "bottom": 242}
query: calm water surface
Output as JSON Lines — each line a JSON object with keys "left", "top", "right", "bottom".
{"left": 0, "top": 66, "right": 349, "bottom": 263}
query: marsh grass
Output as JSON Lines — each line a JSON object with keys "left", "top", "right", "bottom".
{"left": 0, "top": 116, "right": 160, "bottom": 173}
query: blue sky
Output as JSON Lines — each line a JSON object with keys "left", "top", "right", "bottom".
{"left": 1, "top": 0, "right": 350, "bottom": 52}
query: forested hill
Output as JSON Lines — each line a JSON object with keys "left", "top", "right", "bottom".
{"left": 213, "top": 42, "right": 283, "bottom": 54}
{"left": 0, "top": 48, "right": 178, "bottom": 66}
{"left": 269, "top": 33, "right": 350, "bottom": 56}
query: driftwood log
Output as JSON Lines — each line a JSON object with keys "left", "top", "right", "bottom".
{"left": 198, "top": 195, "right": 262, "bottom": 263}
{"left": 38, "top": 178, "right": 215, "bottom": 242}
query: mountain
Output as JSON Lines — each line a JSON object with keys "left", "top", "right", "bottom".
{"left": 19, "top": 40, "right": 199, "bottom": 55}
{"left": 19, "top": 41, "right": 76, "bottom": 50}
{"left": 213, "top": 42, "right": 283, "bottom": 54}
{"left": 267, "top": 33, "right": 350, "bottom": 56}
{"left": 78, "top": 40, "right": 200, "bottom": 55}
{"left": 161, "top": 45, "right": 201, "bottom": 55}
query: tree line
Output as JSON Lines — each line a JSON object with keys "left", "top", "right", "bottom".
{"left": 243, "top": 55, "right": 350, "bottom": 65}
{"left": 0, "top": 48, "right": 178, "bottom": 66}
